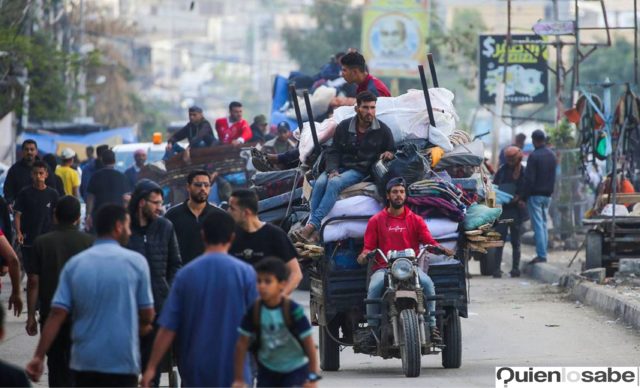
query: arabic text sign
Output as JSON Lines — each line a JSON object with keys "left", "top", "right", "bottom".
{"left": 479, "top": 34, "right": 549, "bottom": 105}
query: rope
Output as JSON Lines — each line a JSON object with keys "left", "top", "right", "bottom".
{"left": 449, "top": 130, "right": 472, "bottom": 146}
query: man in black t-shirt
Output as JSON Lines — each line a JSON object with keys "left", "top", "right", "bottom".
{"left": 14, "top": 161, "right": 59, "bottom": 276}
{"left": 0, "top": 305, "right": 30, "bottom": 387}
{"left": 228, "top": 189, "right": 302, "bottom": 295}
{"left": 165, "top": 170, "right": 227, "bottom": 264}
{"left": 85, "top": 149, "right": 130, "bottom": 231}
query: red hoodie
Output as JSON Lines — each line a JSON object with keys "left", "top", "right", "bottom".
{"left": 364, "top": 207, "right": 438, "bottom": 272}
{"left": 215, "top": 118, "right": 252, "bottom": 144}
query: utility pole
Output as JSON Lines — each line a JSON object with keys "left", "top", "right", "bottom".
{"left": 553, "top": 0, "right": 564, "bottom": 123}
{"left": 491, "top": 0, "right": 510, "bottom": 169}
{"left": 78, "top": 0, "right": 87, "bottom": 118}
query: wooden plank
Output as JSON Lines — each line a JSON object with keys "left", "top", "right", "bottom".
{"left": 601, "top": 193, "right": 640, "bottom": 204}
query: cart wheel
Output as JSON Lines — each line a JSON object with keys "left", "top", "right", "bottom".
{"left": 169, "top": 369, "right": 179, "bottom": 388}
{"left": 442, "top": 308, "right": 462, "bottom": 369}
{"left": 585, "top": 230, "right": 603, "bottom": 270}
{"left": 320, "top": 317, "right": 341, "bottom": 371}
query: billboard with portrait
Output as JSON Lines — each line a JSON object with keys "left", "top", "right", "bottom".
{"left": 361, "top": 0, "right": 429, "bottom": 79}
{"left": 479, "top": 34, "right": 549, "bottom": 105}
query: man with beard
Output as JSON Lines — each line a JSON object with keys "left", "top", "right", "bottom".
{"left": 215, "top": 101, "right": 252, "bottom": 145}
{"left": 357, "top": 178, "right": 454, "bottom": 346}
{"left": 228, "top": 189, "right": 302, "bottom": 295}
{"left": 165, "top": 170, "right": 226, "bottom": 264}
{"left": 26, "top": 204, "right": 154, "bottom": 387}
{"left": 127, "top": 180, "right": 181, "bottom": 386}
{"left": 292, "top": 91, "right": 395, "bottom": 243}
{"left": 4, "top": 140, "right": 57, "bottom": 205}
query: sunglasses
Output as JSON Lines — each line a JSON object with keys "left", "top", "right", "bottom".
{"left": 192, "top": 182, "right": 211, "bottom": 188}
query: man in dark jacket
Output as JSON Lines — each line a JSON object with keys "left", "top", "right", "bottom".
{"left": 492, "top": 147, "right": 526, "bottom": 278}
{"left": 85, "top": 150, "right": 131, "bottom": 232}
{"left": 127, "top": 179, "right": 181, "bottom": 386}
{"left": 27, "top": 195, "right": 94, "bottom": 387}
{"left": 522, "top": 129, "right": 557, "bottom": 264}
{"left": 4, "top": 140, "right": 57, "bottom": 205}
{"left": 292, "top": 91, "right": 395, "bottom": 242}
{"left": 164, "top": 106, "right": 217, "bottom": 160}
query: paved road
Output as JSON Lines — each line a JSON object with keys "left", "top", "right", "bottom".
{"left": 1, "top": 261, "right": 639, "bottom": 387}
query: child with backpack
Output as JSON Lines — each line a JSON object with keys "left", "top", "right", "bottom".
{"left": 232, "top": 257, "right": 321, "bottom": 387}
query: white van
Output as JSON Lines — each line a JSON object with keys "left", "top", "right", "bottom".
{"left": 112, "top": 142, "right": 167, "bottom": 172}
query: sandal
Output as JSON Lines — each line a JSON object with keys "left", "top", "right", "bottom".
{"left": 289, "top": 228, "right": 315, "bottom": 244}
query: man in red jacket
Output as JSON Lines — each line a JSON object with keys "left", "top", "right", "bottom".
{"left": 357, "top": 177, "right": 454, "bottom": 345}
{"left": 215, "top": 101, "right": 252, "bottom": 145}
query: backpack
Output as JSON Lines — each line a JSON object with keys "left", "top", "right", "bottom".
{"left": 248, "top": 297, "right": 303, "bottom": 354}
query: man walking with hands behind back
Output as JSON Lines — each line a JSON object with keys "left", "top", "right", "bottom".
{"left": 26, "top": 204, "right": 155, "bottom": 387}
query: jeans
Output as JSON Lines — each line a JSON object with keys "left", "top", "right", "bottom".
{"left": 309, "top": 169, "right": 365, "bottom": 228}
{"left": 367, "top": 268, "right": 436, "bottom": 328}
{"left": 494, "top": 218, "right": 522, "bottom": 273}
{"left": 257, "top": 362, "right": 308, "bottom": 387}
{"left": 527, "top": 195, "right": 551, "bottom": 260}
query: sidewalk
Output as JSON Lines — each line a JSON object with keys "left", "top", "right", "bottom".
{"left": 498, "top": 239, "right": 640, "bottom": 330}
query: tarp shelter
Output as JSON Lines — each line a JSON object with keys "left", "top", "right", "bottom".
{"left": 17, "top": 126, "right": 138, "bottom": 156}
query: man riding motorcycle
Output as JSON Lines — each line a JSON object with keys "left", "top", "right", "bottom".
{"left": 357, "top": 177, "right": 455, "bottom": 346}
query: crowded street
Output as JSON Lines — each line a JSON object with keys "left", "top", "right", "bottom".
{"left": 3, "top": 260, "right": 640, "bottom": 387}
{"left": 2, "top": 0, "right": 640, "bottom": 387}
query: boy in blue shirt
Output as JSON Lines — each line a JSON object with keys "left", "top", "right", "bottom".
{"left": 233, "top": 257, "right": 321, "bottom": 387}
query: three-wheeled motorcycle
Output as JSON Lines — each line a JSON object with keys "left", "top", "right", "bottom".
{"left": 309, "top": 216, "right": 468, "bottom": 377}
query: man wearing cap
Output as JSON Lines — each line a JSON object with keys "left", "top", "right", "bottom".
{"left": 215, "top": 101, "right": 252, "bottom": 145}
{"left": 249, "top": 115, "right": 273, "bottom": 143}
{"left": 522, "top": 129, "right": 557, "bottom": 264}
{"left": 292, "top": 91, "right": 394, "bottom": 243}
{"left": 127, "top": 179, "right": 181, "bottom": 386}
{"left": 56, "top": 148, "right": 80, "bottom": 198}
{"left": 357, "top": 177, "right": 454, "bottom": 346}
{"left": 263, "top": 122, "right": 297, "bottom": 154}
{"left": 164, "top": 106, "right": 217, "bottom": 160}
{"left": 124, "top": 149, "right": 147, "bottom": 189}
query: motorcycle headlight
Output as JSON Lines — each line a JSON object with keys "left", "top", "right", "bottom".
{"left": 391, "top": 258, "right": 414, "bottom": 281}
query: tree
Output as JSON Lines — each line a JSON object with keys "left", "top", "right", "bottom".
{"left": 282, "top": 0, "right": 362, "bottom": 74}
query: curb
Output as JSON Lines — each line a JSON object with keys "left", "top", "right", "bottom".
{"left": 524, "top": 262, "right": 640, "bottom": 330}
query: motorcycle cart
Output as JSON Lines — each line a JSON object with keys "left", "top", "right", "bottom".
{"left": 309, "top": 216, "right": 468, "bottom": 377}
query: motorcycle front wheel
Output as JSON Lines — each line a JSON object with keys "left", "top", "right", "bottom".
{"left": 399, "top": 309, "right": 421, "bottom": 377}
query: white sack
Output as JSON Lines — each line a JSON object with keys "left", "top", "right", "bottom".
{"left": 332, "top": 88, "right": 458, "bottom": 151}
{"left": 425, "top": 217, "right": 459, "bottom": 238}
{"left": 296, "top": 118, "right": 338, "bottom": 163}
{"left": 323, "top": 220, "right": 368, "bottom": 243}
{"left": 322, "top": 195, "right": 383, "bottom": 223}
{"left": 321, "top": 195, "right": 383, "bottom": 242}
{"left": 286, "top": 86, "right": 336, "bottom": 121}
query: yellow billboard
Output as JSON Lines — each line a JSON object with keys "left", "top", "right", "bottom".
{"left": 361, "top": 0, "right": 429, "bottom": 79}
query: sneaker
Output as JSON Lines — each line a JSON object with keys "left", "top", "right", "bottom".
{"left": 430, "top": 326, "right": 442, "bottom": 344}
{"left": 510, "top": 269, "right": 521, "bottom": 277}
{"left": 528, "top": 257, "right": 547, "bottom": 265}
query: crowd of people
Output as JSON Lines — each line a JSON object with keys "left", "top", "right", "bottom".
{"left": 0, "top": 45, "right": 562, "bottom": 387}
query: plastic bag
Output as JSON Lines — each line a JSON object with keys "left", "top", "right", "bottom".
{"left": 462, "top": 203, "right": 503, "bottom": 231}
{"left": 383, "top": 143, "right": 428, "bottom": 188}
